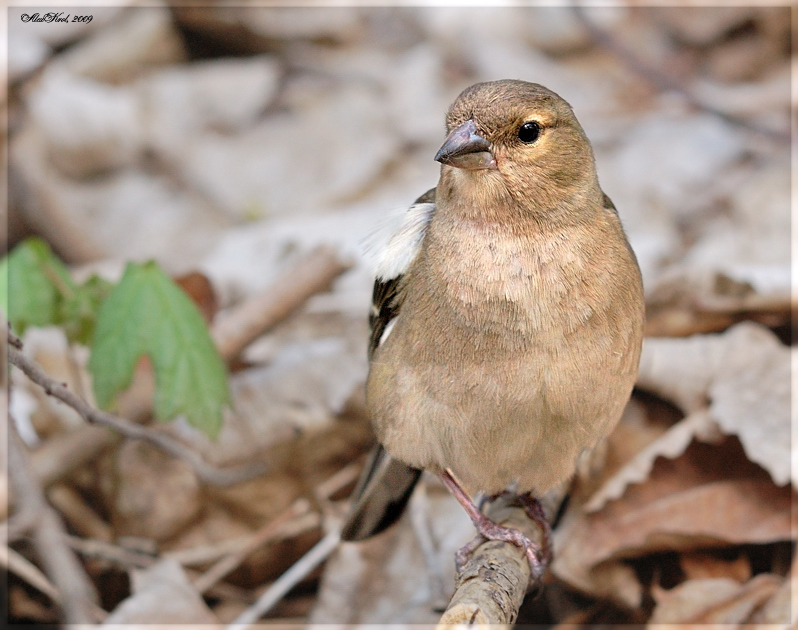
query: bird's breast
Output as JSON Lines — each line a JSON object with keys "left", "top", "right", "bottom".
{"left": 416, "top": 217, "right": 600, "bottom": 340}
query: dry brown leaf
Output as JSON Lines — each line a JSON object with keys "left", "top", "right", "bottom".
{"left": 575, "top": 398, "right": 674, "bottom": 501}
{"left": 648, "top": 573, "right": 783, "bottom": 626}
{"left": 174, "top": 271, "right": 218, "bottom": 324}
{"left": 649, "top": 577, "right": 742, "bottom": 624}
{"left": 636, "top": 322, "right": 791, "bottom": 486}
{"left": 584, "top": 411, "right": 719, "bottom": 512}
{"left": 746, "top": 546, "right": 798, "bottom": 627}
{"left": 747, "top": 572, "right": 795, "bottom": 625}
{"left": 585, "top": 561, "right": 643, "bottom": 609}
{"left": 553, "top": 440, "right": 793, "bottom": 596}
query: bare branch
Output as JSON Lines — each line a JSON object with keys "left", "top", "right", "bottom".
{"left": 2, "top": 544, "right": 61, "bottom": 602}
{"left": 65, "top": 536, "right": 156, "bottom": 570}
{"left": 7, "top": 416, "right": 100, "bottom": 624}
{"left": 8, "top": 329, "right": 266, "bottom": 486}
{"left": 228, "top": 528, "right": 342, "bottom": 629}
{"left": 212, "top": 245, "right": 353, "bottom": 362}
{"left": 223, "top": 463, "right": 361, "bottom": 627}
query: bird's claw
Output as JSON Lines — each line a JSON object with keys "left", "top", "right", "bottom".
{"left": 455, "top": 519, "right": 547, "bottom": 579}
{"left": 454, "top": 535, "right": 486, "bottom": 573}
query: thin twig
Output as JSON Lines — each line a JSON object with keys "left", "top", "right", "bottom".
{"left": 30, "top": 424, "right": 120, "bottom": 489}
{"left": 193, "top": 461, "right": 359, "bottom": 596}
{"left": 65, "top": 536, "right": 156, "bottom": 570}
{"left": 313, "top": 461, "right": 362, "bottom": 503}
{"left": 162, "top": 512, "right": 321, "bottom": 567}
{"left": 8, "top": 329, "right": 266, "bottom": 486}
{"left": 212, "top": 245, "right": 353, "bottom": 362}
{"left": 572, "top": 5, "right": 790, "bottom": 144}
{"left": 228, "top": 528, "right": 342, "bottom": 629}
{"left": 222, "top": 463, "right": 363, "bottom": 627}
{"left": 193, "top": 499, "right": 312, "bottom": 594}
{"left": 7, "top": 416, "right": 100, "bottom": 624}
{"left": 163, "top": 537, "right": 253, "bottom": 567}
{"left": 2, "top": 544, "right": 61, "bottom": 602}
{"left": 48, "top": 483, "right": 114, "bottom": 542}
{"left": 6, "top": 498, "right": 41, "bottom": 542}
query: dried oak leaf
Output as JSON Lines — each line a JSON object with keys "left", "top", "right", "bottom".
{"left": 552, "top": 439, "right": 794, "bottom": 601}
{"left": 584, "top": 411, "right": 719, "bottom": 512}
{"left": 587, "top": 322, "right": 790, "bottom": 512}
{"left": 649, "top": 573, "right": 784, "bottom": 625}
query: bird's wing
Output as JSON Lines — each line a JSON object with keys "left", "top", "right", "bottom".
{"left": 341, "top": 189, "right": 435, "bottom": 542}
{"left": 368, "top": 188, "right": 436, "bottom": 359}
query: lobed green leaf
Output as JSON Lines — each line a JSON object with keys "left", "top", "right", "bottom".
{"left": 2, "top": 237, "right": 76, "bottom": 334}
{"left": 89, "top": 261, "right": 230, "bottom": 438}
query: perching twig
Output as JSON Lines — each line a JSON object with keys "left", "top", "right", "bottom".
{"left": 7, "top": 416, "right": 100, "bottom": 624}
{"left": 437, "top": 494, "right": 547, "bottom": 627}
{"left": 8, "top": 329, "right": 266, "bottom": 486}
{"left": 212, "top": 245, "right": 353, "bottom": 362}
{"left": 48, "top": 483, "right": 114, "bottom": 542}
{"left": 572, "top": 5, "right": 790, "bottom": 144}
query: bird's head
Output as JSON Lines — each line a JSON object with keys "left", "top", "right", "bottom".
{"left": 435, "top": 80, "right": 599, "bottom": 217}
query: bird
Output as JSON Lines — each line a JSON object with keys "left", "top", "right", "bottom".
{"left": 341, "top": 79, "right": 644, "bottom": 577}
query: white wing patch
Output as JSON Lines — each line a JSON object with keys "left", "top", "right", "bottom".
{"left": 370, "top": 203, "right": 435, "bottom": 281}
{"left": 377, "top": 317, "right": 398, "bottom": 347}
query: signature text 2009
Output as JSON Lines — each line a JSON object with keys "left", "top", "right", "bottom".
{"left": 21, "top": 13, "right": 93, "bottom": 24}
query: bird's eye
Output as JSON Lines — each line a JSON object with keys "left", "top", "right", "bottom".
{"left": 518, "top": 121, "right": 541, "bottom": 144}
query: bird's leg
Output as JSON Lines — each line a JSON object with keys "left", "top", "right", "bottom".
{"left": 517, "top": 491, "right": 552, "bottom": 565}
{"left": 439, "top": 470, "right": 546, "bottom": 578}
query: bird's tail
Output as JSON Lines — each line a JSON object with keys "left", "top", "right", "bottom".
{"left": 341, "top": 445, "right": 422, "bottom": 541}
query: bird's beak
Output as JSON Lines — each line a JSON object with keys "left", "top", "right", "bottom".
{"left": 434, "top": 119, "right": 497, "bottom": 170}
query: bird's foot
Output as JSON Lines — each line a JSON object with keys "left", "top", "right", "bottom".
{"left": 478, "top": 490, "right": 552, "bottom": 567}
{"left": 455, "top": 507, "right": 546, "bottom": 578}
{"left": 454, "top": 535, "right": 485, "bottom": 573}
{"left": 440, "top": 471, "right": 551, "bottom": 579}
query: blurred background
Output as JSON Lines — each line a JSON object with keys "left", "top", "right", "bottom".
{"left": 2, "top": 2, "right": 793, "bottom": 626}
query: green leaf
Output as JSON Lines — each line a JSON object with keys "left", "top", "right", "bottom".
{"left": 59, "top": 275, "right": 114, "bottom": 345}
{"left": 89, "top": 261, "right": 230, "bottom": 438}
{"left": 3, "top": 237, "right": 76, "bottom": 334}
{"left": 0, "top": 256, "right": 9, "bottom": 320}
